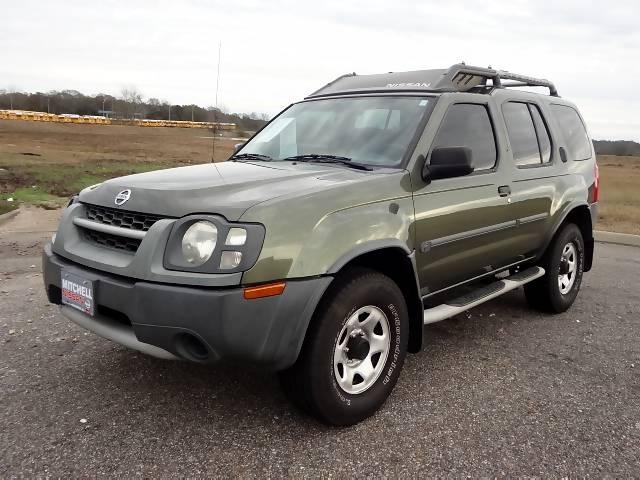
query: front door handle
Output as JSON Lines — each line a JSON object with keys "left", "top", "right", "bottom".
{"left": 498, "top": 185, "right": 511, "bottom": 197}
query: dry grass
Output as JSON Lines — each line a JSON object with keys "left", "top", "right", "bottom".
{"left": 597, "top": 155, "right": 640, "bottom": 235}
{"left": 0, "top": 120, "right": 238, "bottom": 208}
{"left": 0, "top": 119, "right": 236, "bottom": 166}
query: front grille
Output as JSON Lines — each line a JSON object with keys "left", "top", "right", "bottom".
{"left": 84, "top": 203, "right": 163, "bottom": 232}
{"left": 81, "top": 228, "right": 142, "bottom": 253}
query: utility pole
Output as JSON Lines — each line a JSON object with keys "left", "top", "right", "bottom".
{"left": 191, "top": 105, "right": 194, "bottom": 122}
{"left": 212, "top": 41, "right": 222, "bottom": 163}
{"left": 215, "top": 41, "right": 222, "bottom": 108}
{"left": 168, "top": 105, "right": 171, "bottom": 121}
{"left": 47, "top": 97, "right": 50, "bottom": 114}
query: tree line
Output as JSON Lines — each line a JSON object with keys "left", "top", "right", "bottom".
{"left": 2, "top": 88, "right": 639, "bottom": 155}
{"left": 593, "top": 140, "right": 640, "bottom": 157}
{"left": 0, "top": 87, "right": 268, "bottom": 132}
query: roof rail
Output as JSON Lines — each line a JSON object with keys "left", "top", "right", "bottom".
{"left": 495, "top": 70, "right": 558, "bottom": 96}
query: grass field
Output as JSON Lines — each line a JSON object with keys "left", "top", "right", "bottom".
{"left": 597, "top": 155, "right": 640, "bottom": 234}
{"left": 0, "top": 120, "right": 237, "bottom": 214}
{"left": 0, "top": 120, "right": 638, "bottom": 234}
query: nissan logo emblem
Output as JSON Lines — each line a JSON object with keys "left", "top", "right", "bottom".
{"left": 114, "top": 189, "right": 131, "bottom": 206}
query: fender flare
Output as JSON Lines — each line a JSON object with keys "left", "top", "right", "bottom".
{"left": 327, "top": 240, "right": 424, "bottom": 353}
{"left": 327, "top": 239, "right": 413, "bottom": 274}
{"left": 538, "top": 201, "right": 595, "bottom": 270}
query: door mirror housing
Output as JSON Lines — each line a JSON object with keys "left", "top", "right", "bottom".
{"left": 233, "top": 142, "right": 245, "bottom": 154}
{"left": 422, "top": 146, "right": 474, "bottom": 182}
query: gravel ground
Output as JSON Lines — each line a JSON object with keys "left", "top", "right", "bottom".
{"left": 1, "top": 222, "right": 639, "bottom": 477}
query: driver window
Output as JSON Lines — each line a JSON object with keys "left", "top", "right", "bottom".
{"left": 432, "top": 103, "right": 497, "bottom": 170}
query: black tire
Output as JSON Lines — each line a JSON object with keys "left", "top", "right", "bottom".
{"left": 524, "top": 223, "right": 585, "bottom": 313}
{"left": 279, "top": 267, "right": 409, "bottom": 426}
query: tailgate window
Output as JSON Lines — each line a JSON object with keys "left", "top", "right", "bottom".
{"left": 550, "top": 104, "right": 592, "bottom": 161}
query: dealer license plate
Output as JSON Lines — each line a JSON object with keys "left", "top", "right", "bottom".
{"left": 61, "top": 270, "right": 95, "bottom": 316}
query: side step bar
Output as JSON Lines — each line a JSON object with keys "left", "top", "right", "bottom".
{"left": 424, "top": 266, "right": 545, "bottom": 325}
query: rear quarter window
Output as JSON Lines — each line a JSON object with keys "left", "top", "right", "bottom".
{"left": 550, "top": 104, "right": 592, "bottom": 160}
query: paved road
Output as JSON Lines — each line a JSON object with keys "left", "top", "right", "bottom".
{"left": 1, "top": 223, "right": 639, "bottom": 476}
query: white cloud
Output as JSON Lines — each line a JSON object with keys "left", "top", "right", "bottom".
{"left": 1, "top": 0, "right": 638, "bottom": 139}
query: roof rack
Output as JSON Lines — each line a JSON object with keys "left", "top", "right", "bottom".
{"left": 436, "top": 64, "right": 559, "bottom": 97}
{"left": 494, "top": 69, "right": 558, "bottom": 97}
{"left": 307, "top": 63, "right": 559, "bottom": 98}
{"left": 307, "top": 72, "right": 357, "bottom": 98}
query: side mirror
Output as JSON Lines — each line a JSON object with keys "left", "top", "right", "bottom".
{"left": 233, "top": 142, "right": 245, "bottom": 154}
{"left": 422, "top": 146, "right": 474, "bottom": 182}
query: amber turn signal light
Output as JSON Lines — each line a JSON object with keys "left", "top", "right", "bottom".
{"left": 243, "top": 282, "right": 286, "bottom": 300}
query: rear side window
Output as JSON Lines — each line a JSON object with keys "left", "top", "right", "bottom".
{"left": 550, "top": 104, "right": 592, "bottom": 160}
{"left": 502, "top": 102, "right": 553, "bottom": 166}
{"left": 432, "top": 103, "right": 497, "bottom": 170}
{"left": 530, "top": 106, "right": 552, "bottom": 163}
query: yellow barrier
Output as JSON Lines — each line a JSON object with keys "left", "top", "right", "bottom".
{"left": 0, "top": 110, "right": 235, "bottom": 130}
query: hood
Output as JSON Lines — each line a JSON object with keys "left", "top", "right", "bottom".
{"left": 78, "top": 161, "right": 371, "bottom": 220}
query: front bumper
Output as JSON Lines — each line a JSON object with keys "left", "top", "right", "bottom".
{"left": 590, "top": 202, "right": 599, "bottom": 226}
{"left": 43, "top": 244, "right": 332, "bottom": 370}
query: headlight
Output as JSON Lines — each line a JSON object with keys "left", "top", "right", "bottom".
{"left": 164, "top": 215, "right": 265, "bottom": 273}
{"left": 181, "top": 221, "right": 218, "bottom": 265}
{"left": 67, "top": 194, "right": 79, "bottom": 208}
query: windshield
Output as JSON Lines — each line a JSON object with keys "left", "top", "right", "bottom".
{"left": 237, "top": 96, "right": 433, "bottom": 167}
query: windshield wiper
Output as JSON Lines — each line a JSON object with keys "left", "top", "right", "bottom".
{"left": 229, "top": 153, "right": 273, "bottom": 161}
{"left": 282, "top": 154, "right": 372, "bottom": 171}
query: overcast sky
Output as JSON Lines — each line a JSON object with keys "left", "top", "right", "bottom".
{"left": 1, "top": 0, "right": 639, "bottom": 140}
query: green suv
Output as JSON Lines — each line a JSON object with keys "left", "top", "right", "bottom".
{"left": 43, "top": 64, "right": 599, "bottom": 425}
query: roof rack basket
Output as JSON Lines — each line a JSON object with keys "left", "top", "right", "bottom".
{"left": 307, "top": 63, "right": 559, "bottom": 98}
{"left": 444, "top": 64, "right": 558, "bottom": 96}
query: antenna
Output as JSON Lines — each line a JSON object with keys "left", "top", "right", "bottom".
{"left": 211, "top": 41, "right": 222, "bottom": 163}
{"left": 215, "top": 40, "right": 222, "bottom": 108}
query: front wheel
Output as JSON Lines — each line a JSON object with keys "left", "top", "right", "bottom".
{"left": 525, "top": 223, "right": 585, "bottom": 313}
{"left": 279, "top": 268, "right": 409, "bottom": 426}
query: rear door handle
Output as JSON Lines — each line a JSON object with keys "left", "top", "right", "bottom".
{"left": 498, "top": 185, "right": 511, "bottom": 197}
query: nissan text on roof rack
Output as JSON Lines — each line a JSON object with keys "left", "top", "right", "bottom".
{"left": 43, "top": 64, "right": 599, "bottom": 425}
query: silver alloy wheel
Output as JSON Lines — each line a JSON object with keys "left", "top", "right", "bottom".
{"left": 333, "top": 305, "right": 391, "bottom": 395}
{"left": 558, "top": 242, "right": 578, "bottom": 295}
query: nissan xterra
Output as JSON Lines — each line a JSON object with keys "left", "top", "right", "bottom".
{"left": 43, "top": 64, "right": 599, "bottom": 425}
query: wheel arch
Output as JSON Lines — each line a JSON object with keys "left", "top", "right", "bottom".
{"left": 542, "top": 203, "right": 594, "bottom": 271}
{"left": 328, "top": 245, "right": 424, "bottom": 353}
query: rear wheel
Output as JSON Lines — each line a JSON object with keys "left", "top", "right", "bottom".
{"left": 525, "top": 223, "right": 585, "bottom": 313}
{"left": 279, "top": 268, "right": 409, "bottom": 426}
